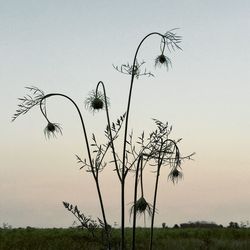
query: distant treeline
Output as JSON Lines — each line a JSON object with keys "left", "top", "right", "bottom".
{"left": 179, "top": 221, "right": 223, "bottom": 229}
{"left": 165, "top": 221, "right": 249, "bottom": 229}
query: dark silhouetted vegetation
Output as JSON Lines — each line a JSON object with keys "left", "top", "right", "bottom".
{"left": 1, "top": 227, "right": 250, "bottom": 250}
{"left": 13, "top": 30, "right": 195, "bottom": 249}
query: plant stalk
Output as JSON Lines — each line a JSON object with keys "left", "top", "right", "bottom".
{"left": 121, "top": 32, "right": 165, "bottom": 250}
{"left": 40, "top": 93, "right": 111, "bottom": 249}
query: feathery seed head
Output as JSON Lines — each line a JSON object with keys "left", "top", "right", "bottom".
{"left": 91, "top": 98, "right": 104, "bottom": 110}
{"left": 168, "top": 168, "right": 183, "bottom": 184}
{"left": 85, "top": 90, "right": 108, "bottom": 113}
{"left": 130, "top": 196, "right": 153, "bottom": 219}
{"left": 155, "top": 54, "right": 172, "bottom": 70}
{"left": 44, "top": 122, "right": 62, "bottom": 139}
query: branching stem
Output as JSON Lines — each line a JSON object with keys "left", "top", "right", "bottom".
{"left": 96, "top": 81, "right": 121, "bottom": 182}
{"left": 39, "top": 93, "right": 111, "bottom": 250}
{"left": 121, "top": 32, "right": 165, "bottom": 249}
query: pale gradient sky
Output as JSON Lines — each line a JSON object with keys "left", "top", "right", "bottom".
{"left": 1, "top": 0, "right": 250, "bottom": 228}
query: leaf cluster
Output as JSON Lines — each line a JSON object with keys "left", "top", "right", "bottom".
{"left": 12, "top": 86, "right": 45, "bottom": 122}
{"left": 76, "top": 113, "right": 126, "bottom": 175}
{"left": 163, "top": 29, "right": 182, "bottom": 52}
{"left": 113, "top": 60, "right": 154, "bottom": 79}
{"left": 104, "top": 113, "right": 126, "bottom": 141}
{"left": 62, "top": 201, "right": 100, "bottom": 233}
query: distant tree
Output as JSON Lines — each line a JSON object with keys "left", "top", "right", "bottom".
{"left": 180, "top": 221, "right": 221, "bottom": 228}
{"left": 240, "top": 221, "right": 250, "bottom": 228}
{"left": 162, "top": 222, "right": 166, "bottom": 229}
{"left": 2, "top": 223, "right": 12, "bottom": 229}
{"left": 228, "top": 222, "right": 240, "bottom": 229}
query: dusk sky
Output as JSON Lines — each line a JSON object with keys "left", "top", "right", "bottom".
{"left": 1, "top": 0, "right": 250, "bottom": 228}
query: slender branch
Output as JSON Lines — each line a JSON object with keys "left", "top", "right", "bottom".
{"left": 39, "top": 93, "right": 111, "bottom": 250}
{"left": 120, "top": 33, "right": 166, "bottom": 249}
{"left": 96, "top": 81, "right": 121, "bottom": 182}
{"left": 149, "top": 140, "right": 164, "bottom": 250}
{"left": 122, "top": 32, "right": 165, "bottom": 177}
{"left": 149, "top": 138, "right": 180, "bottom": 250}
{"left": 39, "top": 93, "right": 94, "bottom": 174}
{"left": 132, "top": 155, "right": 143, "bottom": 250}
{"left": 149, "top": 164, "right": 161, "bottom": 250}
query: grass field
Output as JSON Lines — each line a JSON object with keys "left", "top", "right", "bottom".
{"left": 1, "top": 227, "right": 250, "bottom": 250}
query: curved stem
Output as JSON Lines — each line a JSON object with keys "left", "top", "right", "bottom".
{"left": 149, "top": 138, "right": 179, "bottom": 250}
{"left": 122, "top": 32, "right": 165, "bottom": 174}
{"left": 140, "top": 159, "right": 144, "bottom": 198}
{"left": 96, "top": 81, "right": 121, "bottom": 182}
{"left": 120, "top": 32, "right": 165, "bottom": 250}
{"left": 39, "top": 93, "right": 93, "bottom": 172}
{"left": 39, "top": 93, "right": 110, "bottom": 249}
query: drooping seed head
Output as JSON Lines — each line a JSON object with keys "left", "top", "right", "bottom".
{"left": 44, "top": 122, "right": 62, "bottom": 139}
{"left": 85, "top": 90, "right": 109, "bottom": 113}
{"left": 47, "top": 122, "right": 56, "bottom": 132}
{"left": 159, "top": 54, "right": 167, "bottom": 64}
{"left": 172, "top": 168, "right": 180, "bottom": 177}
{"left": 168, "top": 168, "right": 183, "bottom": 184}
{"left": 155, "top": 54, "right": 172, "bottom": 70}
{"left": 129, "top": 196, "right": 153, "bottom": 219}
{"left": 91, "top": 97, "right": 104, "bottom": 110}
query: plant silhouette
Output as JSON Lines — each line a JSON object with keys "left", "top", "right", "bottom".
{"left": 13, "top": 29, "right": 194, "bottom": 250}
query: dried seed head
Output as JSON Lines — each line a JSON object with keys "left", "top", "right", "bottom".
{"left": 168, "top": 168, "right": 183, "bottom": 184}
{"left": 159, "top": 54, "right": 167, "bottom": 64}
{"left": 91, "top": 98, "right": 104, "bottom": 110}
{"left": 129, "top": 196, "right": 153, "bottom": 219}
{"left": 47, "top": 122, "right": 56, "bottom": 132}
{"left": 155, "top": 54, "right": 172, "bottom": 70}
{"left": 172, "top": 168, "right": 180, "bottom": 177}
{"left": 85, "top": 90, "right": 109, "bottom": 113}
{"left": 44, "top": 122, "right": 62, "bottom": 139}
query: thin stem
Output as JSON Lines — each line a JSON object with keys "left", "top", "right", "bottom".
{"left": 132, "top": 155, "right": 143, "bottom": 250}
{"left": 121, "top": 179, "right": 125, "bottom": 249}
{"left": 94, "top": 175, "right": 111, "bottom": 249}
{"left": 140, "top": 159, "right": 144, "bottom": 198}
{"left": 149, "top": 164, "right": 161, "bottom": 250}
{"left": 96, "top": 81, "right": 121, "bottom": 182}
{"left": 122, "top": 32, "right": 165, "bottom": 174}
{"left": 39, "top": 93, "right": 94, "bottom": 173}
{"left": 149, "top": 139, "right": 178, "bottom": 250}
{"left": 149, "top": 140, "right": 164, "bottom": 250}
{"left": 160, "top": 38, "right": 166, "bottom": 54}
{"left": 39, "top": 93, "right": 110, "bottom": 250}
{"left": 121, "top": 32, "right": 165, "bottom": 250}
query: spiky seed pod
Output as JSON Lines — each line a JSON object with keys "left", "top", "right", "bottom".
{"left": 130, "top": 196, "right": 153, "bottom": 219}
{"left": 136, "top": 197, "right": 148, "bottom": 212}
{"left": 155, "top": 54, "right": 172, "bottom": 70}
{"left": 91, "top": 98, "right": 104, "bottom": 110}
{"left": 85, "top": 90, "right": 109, "bottom": 113}
{"left": 168, "top": 168, "right": 183, "bottom": 184}
{"left": 47, "top": 122, "right": 56, "bottom": 132}
{"left": 44, "top": 122, "right": 62, "bottom": 139}
{"left": 159, "top": 54, "right": 167, "bottom": 64}
{"left": 172, "top": 168, "right": 180, "bottom": 177}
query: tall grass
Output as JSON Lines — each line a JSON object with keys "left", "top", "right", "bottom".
{"left": 1, "top": 227, "right": 250, "bottom": 250}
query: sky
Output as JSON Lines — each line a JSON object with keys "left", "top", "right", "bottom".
{"left": 1, "top": 0, "right": 250, "bottom": 228}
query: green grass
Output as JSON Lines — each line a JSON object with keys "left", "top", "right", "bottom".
{"left": 1, "top": 227, "right": 250, "bottom": 250}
